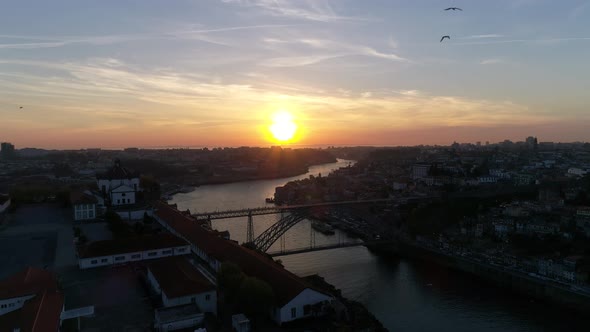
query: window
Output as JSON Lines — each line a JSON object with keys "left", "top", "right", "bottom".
{"left": 89, "top": 211, "right": 94, "bottom": 218}
{"left": 82, "top": 211, "right": 88, "bottom": 219}
{"left": 205, "top": 294, "right": 210, "bottom": 301}
{"left": 76, "top": 211, "right": 82, "bottom": 219}
{"left": 162, "top": 249, "right": 172, "bottom": 255}
{"left": 115, "top": 256, "right": 125, "bottom": 261}
{"left": 291, "top": 307, "right": 296, "bottom": 318}
{"left": 117, "top": 199, "right": 120, "bottom": 204}
{"left": 122, "top": 193, "right": 126, "bottom": 197}
{"left": 131, "top": 254, "right": 141, "bottom": 259}
{"left": 101, "top": 258, "right": 108, "bottom": 263}
{"left": 1, "top": 304, "right": 6, "bottom": 309}
{"left": 91, "top": 260, "right": 98, "bottom": 264}
{"left": 147, "top": 252, "right": 158, "bottom": 257}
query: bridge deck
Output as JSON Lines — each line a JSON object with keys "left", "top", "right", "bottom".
{"left": 190, "top": 198, "right": 403, "bottom": 221}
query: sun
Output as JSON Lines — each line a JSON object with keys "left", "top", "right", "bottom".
{"left": 269, "top": 111, "right": 297, "bottom": 142}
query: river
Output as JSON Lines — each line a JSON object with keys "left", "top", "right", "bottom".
{"left": 171, "top": 159, "right": 590, "bottom": 331}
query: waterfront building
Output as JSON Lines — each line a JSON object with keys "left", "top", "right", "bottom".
{"left": 96, "top": 159, "right": 141, "bottom": 206}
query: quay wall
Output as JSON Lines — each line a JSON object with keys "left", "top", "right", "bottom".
{"left": 371, "top": 242, "right": 590, "bottom": 313}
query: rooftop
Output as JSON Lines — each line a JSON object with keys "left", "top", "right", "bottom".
{"left": 0, "top": 268, "right": 64, "bottom": 332}
{"left": 156, "top": 304, "right": 202, "bottom": 324}
{"left": 149, "top": 257, "right": 215, "bottom": 299}
{"left": 69, "top": 190, "right": 98, "bottom": 205}
{"left": 96, "top": 159, "right": 139, "bottom": 180}
{"left": 78, "top": 233, "right": 188, "bottom": 259}
{"left": 0, "top": 267, "right": 58, "bottom": 300}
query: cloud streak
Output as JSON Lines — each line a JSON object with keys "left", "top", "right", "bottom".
{"left": 221, "top": 0, "right": 366, "bottom": 22}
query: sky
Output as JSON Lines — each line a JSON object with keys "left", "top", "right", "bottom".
{"left": 1, "top": 0, "right": 590, "bottom": 149}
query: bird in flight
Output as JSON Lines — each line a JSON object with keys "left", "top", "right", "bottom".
{"left": 445, "top": 7, "right": 462, "bottom": 11}
{"left": 19, "top": 106, "right": 23, "bottom": 109}
{"left": 440, "top": 36, "right": 450, "bottom": 42}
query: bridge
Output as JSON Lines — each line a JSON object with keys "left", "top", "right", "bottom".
{"left": 190, "top": 198, "right": 400, "bottom": 222}
{"left": 188, "top": 197, "right": 431, "bottom": 254}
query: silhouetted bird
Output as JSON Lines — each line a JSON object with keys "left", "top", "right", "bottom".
{"left": 445, "top": 7, "right": 462, "bottom": 11}
{"left": 440, "top": 35, "right": 450, "bottom": 42}
{"left": 19, "top": 106, "right": 23, "bottom": 109}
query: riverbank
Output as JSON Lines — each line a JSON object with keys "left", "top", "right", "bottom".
{"left": 301, "top": 274, "right": 388, "bottom": 331}
{"left": 372, "top": 240, "right": 590, "bottom": 314}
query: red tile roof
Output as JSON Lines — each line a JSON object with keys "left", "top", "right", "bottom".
{"left": 78, "top": 233, "right": 188, "bottom": 259}
{"left": 70, "top": 190, "right": 98, "bottom": 205}
{"left": 154, "top": 202, "right": 331, "bottom": 306}
{"left": 149, "top": 257, "right": 215, "bottom": 299}
{"left": 0, "top": 267, "right": 58, "bottom": 300}
{"left": 22, "top": 289, "right": 64, "bottom": 332}
{"left": 0, "top": 268, "right": 63, "bottom": 332}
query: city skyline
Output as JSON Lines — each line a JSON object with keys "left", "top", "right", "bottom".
{"left": 2, "top": 0, "right": 590, "bottom": 149}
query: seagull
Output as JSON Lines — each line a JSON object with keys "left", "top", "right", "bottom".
{"left": 19, "top": 106, "right": 23, "bottom": 109}
{"left": 445, "top": 7, "right": 462, "bottom": 11}
{"left": 440, "top": 35, "right": 450, "bottom": 42}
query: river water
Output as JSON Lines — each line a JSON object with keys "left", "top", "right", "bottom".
{"left": 171, "top": 159, "right": 589, "bottom": 331}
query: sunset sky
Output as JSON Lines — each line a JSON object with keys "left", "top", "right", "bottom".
{"left": 1, "top": 0, "right": 590, "bottom": 149}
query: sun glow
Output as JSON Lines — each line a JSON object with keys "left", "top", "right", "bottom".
{"left": 269, "top": 110, "right": 297, "bottom": 142}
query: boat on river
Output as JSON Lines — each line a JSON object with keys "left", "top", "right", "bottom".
{"left": 311, "top": 221, "right": 335, "bottom": 235}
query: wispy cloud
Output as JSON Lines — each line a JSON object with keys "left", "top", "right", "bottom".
{"left": 460, "top": 34, "right": 504, "bottom": 39}
{"left": 260, "top": 37, "right": 408, "bottom": 66}
{"left": 479, "top": 58, "right": 504, "bottom": 65}
{"left": 221, "top": 0, "right": 366, "bottom": 22}
{"left": 455, "top": 36, "right": 590, "bottom": 45}
{"left": 0, "top": 24, "right": 291, "bottom": 50}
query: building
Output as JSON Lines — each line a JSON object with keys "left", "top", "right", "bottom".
{"left": 153, "top": 202, "right": 333, "bottom": 325}
{"left": 148, "top": 257, "right": 217, "bottom": 331}
{"left": 0, "top": 267, "right": 63, "bottom": 331}
{"left": 77, "top": 234, "right": 190, "bottom": 269}
{"left": 70, "top": 190, "right": 99, "bottom": 221}
{"left": 148, "top": 257, "right": 216, "bottom": 312}
{"left": 0, "top": 142, "right": 16, "bottom": 159}
{"left": 411, "top": 163, "right": 431, "bottom": 180}
{"left": 96, "top": 159, "right": 141, "bottom": 206}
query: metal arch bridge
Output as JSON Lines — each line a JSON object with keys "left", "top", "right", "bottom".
{"left": 190, "top": 197, "right": 430, "bottom": 253}
{"left": 190, "top": 198, "right": 416, "bottom": 222}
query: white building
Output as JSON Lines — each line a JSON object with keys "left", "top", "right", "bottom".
{"left": 411, "top": 163, "right": 431, "bottom": 180}
{"left": 77, "top": 234, "right": 190, "bottom": 269}
{"left": 567, "top": 167, "right": 588, "bottom": 177}
{"left": 147, "top": 258, "right": 216, "bottom": 331}
{"left": 96, "top": 159, "right": 141, "bottom": 206}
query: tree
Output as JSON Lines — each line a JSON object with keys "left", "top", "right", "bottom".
{"left": 238, "top": 277, "right": 275, "bottom": 318}
{"left": 217, "top": 262, "right": 245, "bottom": 298}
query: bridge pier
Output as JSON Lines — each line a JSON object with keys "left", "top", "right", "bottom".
{"left": 246, "top": 211, "right": 254, "bottom": 244}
